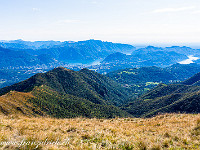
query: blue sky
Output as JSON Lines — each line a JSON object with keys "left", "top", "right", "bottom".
{"left": 1, "top": 0, "right": 200, "bottom": 45}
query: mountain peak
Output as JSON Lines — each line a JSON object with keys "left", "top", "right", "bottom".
{"left": 52, "top": 66, "right": 72, "bottom": 72}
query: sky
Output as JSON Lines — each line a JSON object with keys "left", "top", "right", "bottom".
{"left": 1, "top": 0, "right": 200, "bottom": 45}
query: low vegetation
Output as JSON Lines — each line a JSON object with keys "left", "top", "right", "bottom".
{"left": 0, "top": 91, "right": 45, "bottom": 117}
{"left": 0, "top": 114, "right": 199, "bottom": 149}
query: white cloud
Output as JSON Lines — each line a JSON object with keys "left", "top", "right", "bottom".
{"left": 32, "top": 8, "right": 40, "bottom": 12}
{"left": 179, "top": 55, "right": 199, "bottom": 64}
{"left": 191, "top": 10, "right": 200, "bottom": 14}
{"left": 153, "top": 6, "right": 195, "bottom": 13}
{"left": 57, "top": 19, "right": 81, "bottom": 24}
{"left": 91, "top": 1, "right": 98, "bottom": 4}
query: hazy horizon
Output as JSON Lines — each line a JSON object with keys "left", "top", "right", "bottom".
{"left": 1, "top": 38, "right": 200, "bottom": 49}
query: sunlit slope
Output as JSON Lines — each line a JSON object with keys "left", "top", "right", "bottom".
{"left": 0, "top": 91, "right": 45, "bottom": 117}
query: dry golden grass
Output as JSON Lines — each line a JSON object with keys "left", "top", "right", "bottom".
{"left": 0, "top": 114, "right": 199, "bottom": 150}
{"left": 0, "top": 91, "right": 46, "bottom": 117}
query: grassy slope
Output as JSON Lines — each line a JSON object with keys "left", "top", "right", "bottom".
{"left": 0, "top": 91, "right": 46, "bottom": 117}
{"left": 0, "top": 114, "right": 199, "bottom": 149}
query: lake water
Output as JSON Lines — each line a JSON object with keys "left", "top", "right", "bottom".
{"left": 179, "top": 55, "right": 199, "bottom": 64}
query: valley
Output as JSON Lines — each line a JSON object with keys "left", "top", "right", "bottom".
{"left": 1, "top": 40, "right": 200, "bottom": 90}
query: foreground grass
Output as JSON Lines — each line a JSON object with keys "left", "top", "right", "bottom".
{"left": 0, "top": 114, "right": 200, "bottom": 150}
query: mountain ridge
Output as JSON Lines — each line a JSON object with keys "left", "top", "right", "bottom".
{"left": 0, "top": 67, "right": 131, "bottom": 118}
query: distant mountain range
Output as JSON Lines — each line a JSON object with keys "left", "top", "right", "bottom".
{"left": 0, "top": 46, "right": 56, "bottom": 68}
{"left": 0, "top": 40, "right": 137, "bottom": 88}
{"left": 0, "top": 39, "right": 62, "bottom": 50}
{"left": 101, "top": 46, "right": 196, "bottom": 69}
{"left": 88, "top": 45, "right": 200, "bottom": 74}
{"left": 1, "top": 39, "right": 200, "bottom": 91}
{"left": 1, "top": 40, "right": 200, "bottom": 70}
{"left": 0, "top": 39, "right": 135, "bottom": 65}
{"left": 134, "top": 46, "right": 200, "bottom": 56}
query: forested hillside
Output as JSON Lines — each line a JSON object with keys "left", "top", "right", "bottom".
{"left": 106, "top": 63, "right": 200, "bottom": 95}
{"left": 123, "top": 71, "right": 200, "bottom": 117}
{"left": 0, "top": 67, "right": 131, "bottom": 118}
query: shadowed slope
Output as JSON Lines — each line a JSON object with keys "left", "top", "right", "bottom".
{"left": 124, "top": 72, "right": 200, "bottom": 117}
